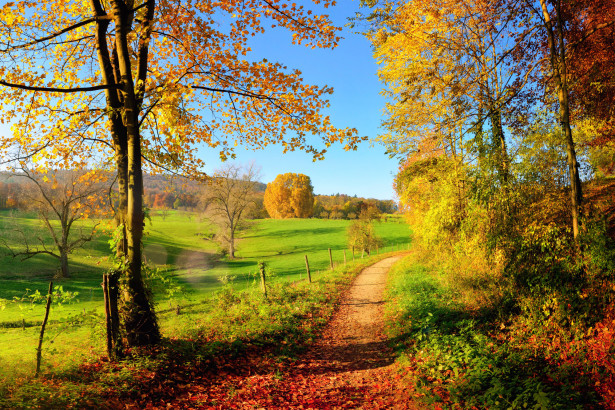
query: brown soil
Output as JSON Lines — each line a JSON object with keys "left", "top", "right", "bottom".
{"left": 302, "top": 256, "right": 402, "bottom": 376}
{"left": 283, "top": 255, "right": 418, "bottom": 409}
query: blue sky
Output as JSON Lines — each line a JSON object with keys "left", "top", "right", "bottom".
{"left": 201, "top": 0, "right": 399, "bottom": 200}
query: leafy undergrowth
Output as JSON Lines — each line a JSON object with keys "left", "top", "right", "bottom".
{"left": 0, "top": 253, "right": 402, "bottom": 409}
{"left": 385, "top": 253, "right": 615, "bottom": 409}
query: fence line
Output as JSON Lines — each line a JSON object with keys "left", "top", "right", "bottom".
{"left": 0, "top": 239, "right": 411, "bottom": 375}
{"left": 298, "top": 240, "right": 409, "bottom": 283}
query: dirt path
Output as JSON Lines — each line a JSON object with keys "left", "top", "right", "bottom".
{"left": 301, "top": 255, "right": 402, "bottom": 376}
{"left": 140, "top": 256, "right": 418, "bottom": 409}
{"left": 89, "top": 256, "right": 422, "bottom": 409}
{"left": 219, "top": 256, "right": 418, "bottom": 409}
{"left": 285, "top": 255, "right": 416, "bottom": 409}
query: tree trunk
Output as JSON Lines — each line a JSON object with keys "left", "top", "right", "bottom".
{"left": 122, "top": 124, "right": 159, "bottom": 345}
{"left": 89, "top": 0, "right": 159, "bottom": 347}
{"left": 116, "top": 147, "right": 129, "bottom": 258}
{"left": 539, "top": 0, "right": 583, "bottom": 239}
{"left": 560, "top": 90, "right": 583, "bottom": 239}
{"left": 114, "top": 1, "right": 160, "bottom": 346}
{"left": 489, "top": 106, "right": 509, "bottom": 185}
{"left": 229, "top": 229, "right": 235, "bottom": 258}
{"left": 58, "top": 251, "right": 69, "bottom": 279}
{"left": 108, "top": 129, "right": 129, "bottom": 355}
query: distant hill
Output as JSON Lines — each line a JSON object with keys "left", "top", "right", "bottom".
{"left": 141, "top": 174, "right": 265, "bottom": 210}
{"left": 1, "top": 170, "right": 394, "bottom": 218}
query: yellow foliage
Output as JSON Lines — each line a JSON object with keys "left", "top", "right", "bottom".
{"left": 0, "top": 0, "right": 364, "bottom": 174}
{"left": 264, "top": 172, "right": 314, "bottom": 218}
{"left": 364, "top": 0, "right": 516, "bottom": 162}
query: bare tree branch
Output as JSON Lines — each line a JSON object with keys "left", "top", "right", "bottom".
{"left": 0, "top": 80, "right": 119, "bottom": 93}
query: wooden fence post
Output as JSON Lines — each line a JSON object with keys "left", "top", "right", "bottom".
{"left": 109, "top": 272, "right": 122, "bottom": 360}
{"left": 103, "top": 274, "right": 113, "bottom": 359}
{"left": 304, "top": 255, "right": 312, "bottom": 283}
{"left": 343, "top": 250, "right": 347, "bottom": 265}
{"left": 35, "top": 281, "right": 53, "bottom": 377}
{"left": 328, "top": 248, "right": 333, "bottom": 270}
{"left": 259, "top": 261, "right": 267, "bottom": 299}
{"left": 352, "top": 246, "right": 355, "bottom": 261}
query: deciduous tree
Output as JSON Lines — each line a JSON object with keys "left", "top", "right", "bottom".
{"left": 356, "top": 0, "right": 530, "bottom": 251}
{"left": 347, "top": 207, "right": 382, "bottom": 255}
{"left": 264, "top": 172, "right": 314, "bottom": 218}
{"left": 357, "top": 0, "right": 520, "bottom": 183}
{"left": 504, "top": 0, "right": 613, "bottom": 239}
{"left": 530, "top": 0, "right": 584, "bottom": 239}
{"left": 0, "top": 0, "right": 361, "bottom": 347}
{"left": 2, "top": 167, "right": 108, "bottom": 278}
{"left": 560, "top": 0, "right": 615, "bottom": 145}
{"left": 359, "top": 0, "right": 607, "bottom": 243}
{"left": 202, "top": 163, "right": 260, "bottom": 258}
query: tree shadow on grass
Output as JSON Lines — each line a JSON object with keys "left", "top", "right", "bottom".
{"left": 243, "top": 226, "right": 343, "bottom": 239}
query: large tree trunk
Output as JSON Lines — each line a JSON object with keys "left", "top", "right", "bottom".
{"left": 122, "top": 121, "right": 159, "bottom": 345}
{"left": 96, "top": 0, "right": 160, "bottom": 347}
{"left": 107, "top": 128, "right": 129, "bottom": 356}
{"left": 90, "top": 0, "right": 125, "bottom": 355}
{"left": 114, "top": 1, "right": 159, "bottom": 346}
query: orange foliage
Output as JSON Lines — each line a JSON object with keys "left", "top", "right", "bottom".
{"left": 563, "top": 0, "right": 615, "bottom": 144}
{"left": 0, "top": 0, "right": 363, "bottom": 173}
{"left": 264, "top": 173, "right": 314, "bottom": 218}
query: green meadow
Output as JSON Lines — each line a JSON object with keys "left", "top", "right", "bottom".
{"left": 0, "top": 210, "right": 409, "bottom": 380}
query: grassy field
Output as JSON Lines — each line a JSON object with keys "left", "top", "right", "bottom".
{"left": 197, "top": 215, "right": 410, "bottom": 290}
{"left": 0, "top": 210, "right": 410, "bottom": 381}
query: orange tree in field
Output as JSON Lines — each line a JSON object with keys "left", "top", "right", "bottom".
{"left": 0, "top": 0, "right": 362, "bottom": 349}
{"left": 264, "top": 173, "right": 314, "bottom": 218}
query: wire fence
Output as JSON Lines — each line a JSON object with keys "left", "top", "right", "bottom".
{"left": 0, "top": 239, "right": 411, "bottom": 378}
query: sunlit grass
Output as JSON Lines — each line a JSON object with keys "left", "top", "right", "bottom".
{"left": 0, "top": 209, "right": 410, "bottom": 382}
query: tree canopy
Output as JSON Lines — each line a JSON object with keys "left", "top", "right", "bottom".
{"left": 359, "top": 0, "right": 615, "bottom": 241}
{"left": 264, "top": 172, "right": 315, "bottom": 218}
